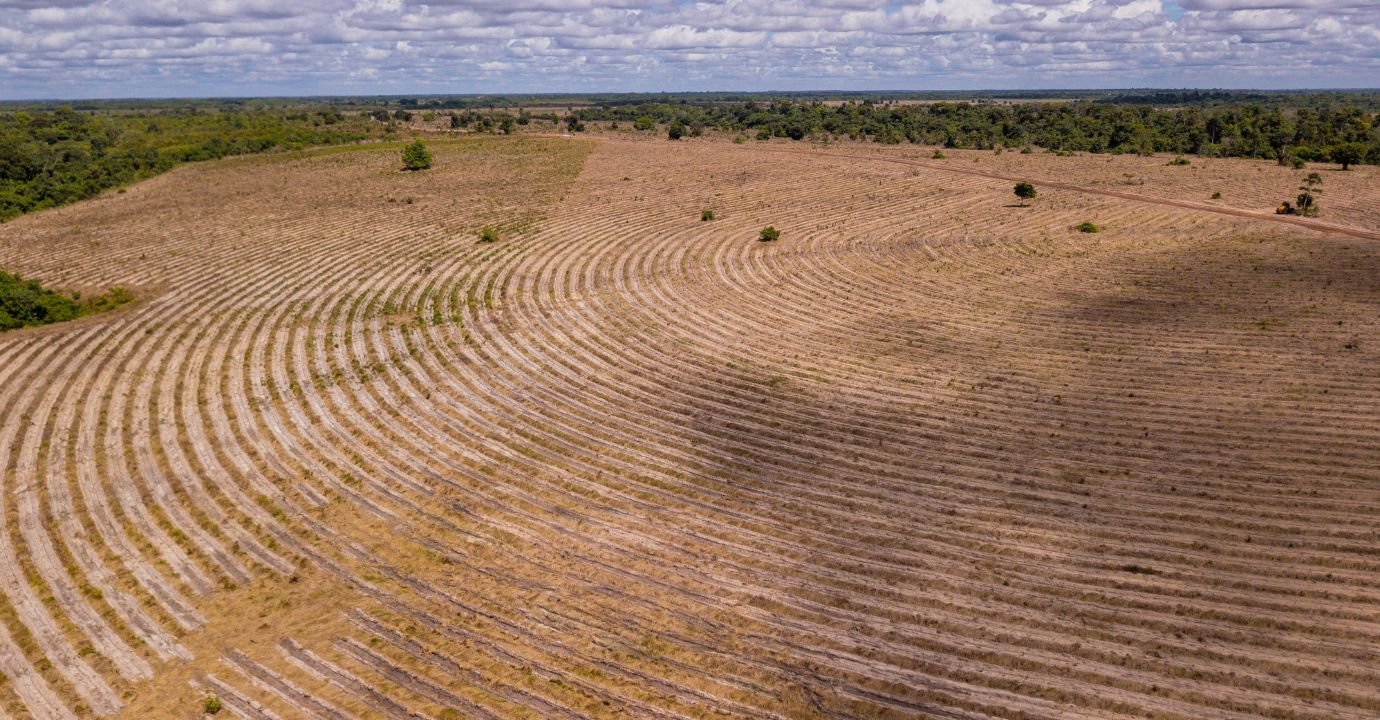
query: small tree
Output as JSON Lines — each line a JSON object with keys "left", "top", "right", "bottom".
{"left": 1296, "top": 172, "right": 1322, "bottom": 217}
{"left": 701, "top": 210, "right": 715, "bottom": 221}
{"left": 1013, "top": 182, "right": 1036, "bottom": 207}
{"left": 402, "top": 140, "right": 432, "bottom": 171}
{"left": 758, "top": 226, "right": 780, "bottom": 242}
{"left": 667, "top": 122, "right": 686, "bottom": 141}
{"left": 1327, "top": 142, "right": 1365, "bottom": 171}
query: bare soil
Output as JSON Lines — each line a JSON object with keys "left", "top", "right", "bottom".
{"left": 1, "top": 135, "right": 1378, "bottom": 720}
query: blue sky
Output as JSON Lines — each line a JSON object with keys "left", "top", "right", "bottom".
{"left": 1, "top": 1, "right": 1377, "bottom": 100}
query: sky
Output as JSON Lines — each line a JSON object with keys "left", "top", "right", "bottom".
{"left": 0, "top": 1, "right": 1377, "bottom": 100}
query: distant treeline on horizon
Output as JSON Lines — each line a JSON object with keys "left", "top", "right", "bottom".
{"left": 2, "top": 90, "right": 1378, "bottom": 223}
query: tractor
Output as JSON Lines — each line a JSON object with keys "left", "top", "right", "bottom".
{"left": 1275, "top": 201, "right": 1297, "bottom": 215}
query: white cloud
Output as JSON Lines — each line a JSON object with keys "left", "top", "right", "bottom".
{"left": 0, "top": 0, "right": 1375, "bottom": 98}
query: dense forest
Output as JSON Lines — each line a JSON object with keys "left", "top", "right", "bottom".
{"left": 564, "top": 99, "right": 1379, "bottom": 167}
{"left": 0, "top": 107, "right": 371, "bottom": 221}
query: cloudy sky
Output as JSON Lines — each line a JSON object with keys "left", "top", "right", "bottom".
{"left": 1, "top": 1, "right": 1377, "bottom": 99}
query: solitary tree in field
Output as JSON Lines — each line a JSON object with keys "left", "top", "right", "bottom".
{"left": 1327, "top": 142, "right": 1364, "bottom": 171}
{"left": 667, "top": 121, "right": 686, "bottom": 141}
{"left": 1014, "top": 182, "right": 1037, "bottom": 207}
{"left": 402, "top": 140, "right": 432, "bottom": 171}
{"left": 1296, "top": 172, "right": 1322, "bottom": 217}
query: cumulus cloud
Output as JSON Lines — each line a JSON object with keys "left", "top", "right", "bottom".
{"left": 0, "top": 0, "right": 1375, "bottom": 98}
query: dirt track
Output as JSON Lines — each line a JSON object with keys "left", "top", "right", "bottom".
{"left": 761, "top": 144, "right": 1380, "bottom": 242}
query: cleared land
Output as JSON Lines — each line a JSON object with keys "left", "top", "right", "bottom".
{"left": 0, "top": 135, "right": 1378, "bottom": 720}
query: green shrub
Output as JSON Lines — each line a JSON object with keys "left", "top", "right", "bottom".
{"left": 0, "top": 272, "right": 126, "bottom": 331}
{"left": 667, "top": 122, "right": 685, "bottom": 141}
{"left": 701, "top": 210, "right": 715, "bottom": 221}
{"left": 1013, "top": 182, "right": 1036, "bottom": 207}
{"left": 402, "top": 139, "right": 432, "bottom": 171}
{"left": 1020, "top": 146, "right": 1033, "bottom": 154}
{"left": 1167, "top": 156, "right": 1190, "bottom": 166}
{"left": 758, "top": 226, "right": 780, "bottom": 242}
{"left": 1211, "top": 191, "right": 1221, "bottom": 199}
{"left": 1075, "top": 221, "right": 1100, "bottom": 233}
{"left": 633, "top": 116, "right": 654, "bottom": 131}
{"left": 477, "top": 226, "right": 500, "bottom": 243}
{"left": 202, "top": 695, "right": 222, "bottom": 715}
{"left": 931, "top": 150, "right": 945, "bottom": 159}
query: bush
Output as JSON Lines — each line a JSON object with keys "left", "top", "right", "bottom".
{"left": 1075, "top": 221, "right": 1100, "bottom": 233}
{"left": 1167, "top": 156, "right": 1190, "bottom": 166}
{"left": 667, "top": 122, "right": 685, "bottom": 141}
{"left": 758, "top": 226, "right": 780, "bottom": 242}
{"left": 477, "top": 226, "right": 500, "bottom": 243}
{"left": 1013, "top": 182, "right": 1036, "bottom": 206}
{"left": 1020, "top": 146, "right": 1033, "bottom": 154}
{"left": 1211, "top": 191, "right": 1222, "bottom": 199}
{"left": 701, "top": 210, "right": 715, "bottom": 221}
{"left": 633, "top": 116, "right": 654, "bottom": 131}
{"left": 0, "top": 272, "right": 81, "bottom": 330}
{"left": 202, "top": 695, "right": 222, "bottom": 715}
{"left": 401, "top": 140, "right": 432, "bottom": 171}
{"left": 931, "top": 150, "right": 945, "bottom": 159}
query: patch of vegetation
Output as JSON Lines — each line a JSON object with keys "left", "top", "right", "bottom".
{"left": 758, "top": 226, "right": 780, "bottom": 242}
{"left": 557, "top": 95, "right": 1380, "bottom": 167}
{"left": 0, "top": 271, "right": 133, "bottom": 331}
{"left": 477, "top": 226, "right": 500, "bottom": 243}
{"left": 931, "top": 149, "right": 945, "bottom": 159}
{"left": 701, "top": 209, "right": 715, "bottom": 221}
{"left": 401, "top": 139, "right": 432, "bottom": 171}
{"left": 1211, "top": 191, "right": 1222, "bottom": 199}
{"left": 1119, "top": 564, "right": 1162, "bottom": 576}
{"left": 1167, "top": 156, "right": 1190, "bottom": 165}
{"left": 1075, "top": 221, "right": 1101, "bottom": 233}
{"left": 0, "top": 106, "right": 372, "bottom": 221}
{"left": 1296, "top": 172, "right": 1322, "bottom": 217}
{"left": 1013, "top": 182, "right": 1036, "bottom": 207}
{"left": 202, "top": 695, "right": 222, "bottom": 715}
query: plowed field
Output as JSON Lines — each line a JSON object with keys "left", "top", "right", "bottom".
{"left": 1, "top": 135, "right": 1378, "bottom": 720}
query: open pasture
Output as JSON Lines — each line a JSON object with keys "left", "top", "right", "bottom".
{"left": 1, "top": 135, "right": 1378, "bottom": 719}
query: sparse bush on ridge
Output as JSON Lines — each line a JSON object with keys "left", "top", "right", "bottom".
{"left": 758, "top": 226, "right": 780, "bottom": 242}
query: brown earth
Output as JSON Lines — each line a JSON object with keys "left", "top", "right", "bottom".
{"left": 0, "top": 135, "right": 1378, "bottom": 720}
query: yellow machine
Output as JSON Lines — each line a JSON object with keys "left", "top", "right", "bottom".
{"left": 1275, "top": 201, "right": 1296, "bottom": 215}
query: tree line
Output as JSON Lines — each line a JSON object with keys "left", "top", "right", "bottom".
{"left": 0, "top": 107, "right": 371, "bottom": 221}
{"left": 571, "top": 99, "right": 1380, "bottom": 167}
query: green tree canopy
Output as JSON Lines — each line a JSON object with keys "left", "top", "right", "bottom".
{"left": 402, "top": 139, "right": 432, "bottom": 171}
